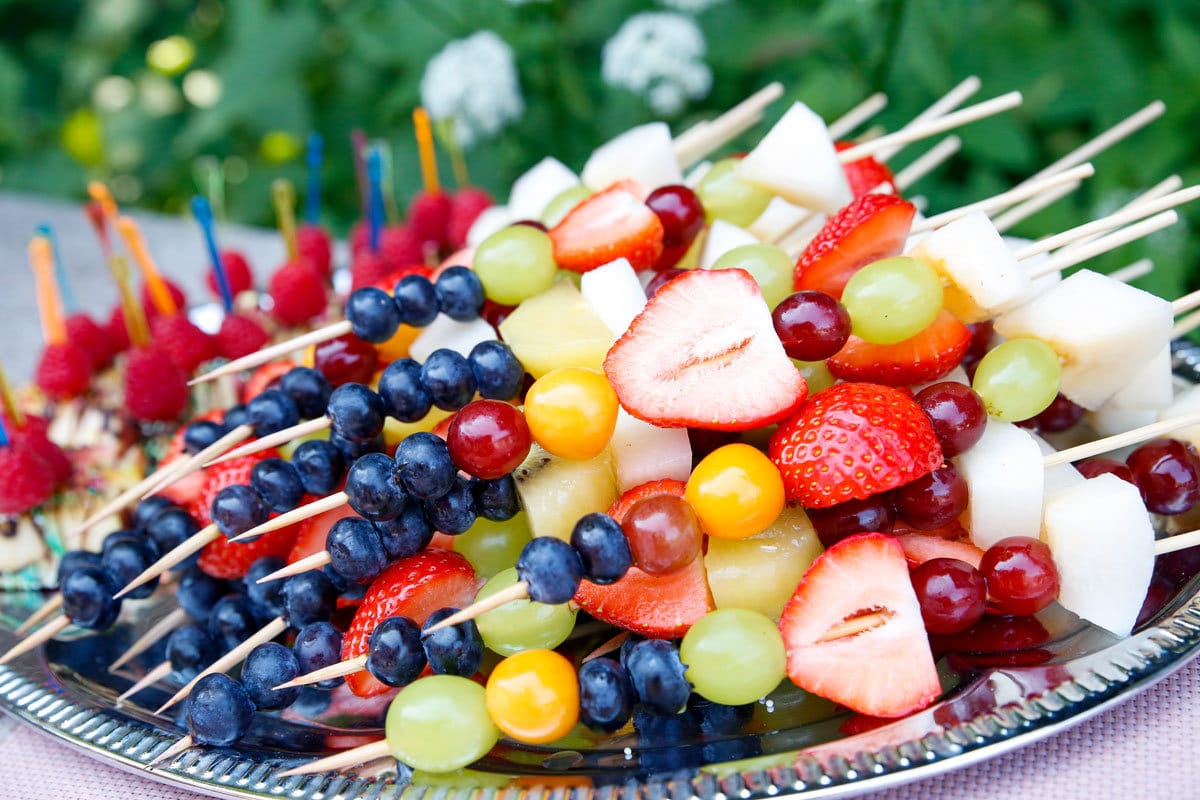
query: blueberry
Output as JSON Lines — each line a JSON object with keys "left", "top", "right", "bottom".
{"left": 279, "top": 366, "right": 333, "bottom": 418}
{"left": 183, "top": 420, "right": 227, "bottom": 455}
{"left": 347, "top": 286, "right": 402, "bottom": 343}
{"left": 223, "top": 403, "right": 250, "bottom": 431}
{"left": 56, "top": 550, "right": 101, "bottom": 587}
{"left": 570, "top": 513, "right": 632, "bottom": 585}
{"left": 130, "top": 496, "right": 176, "bottom": 534}
{"left": 326, "top": 517, "right": 389, "bottom": 583}
{"left": 246, "top": 389, "right": 300, "bottom": 437}
{"left": 345, "top": 452, "right": 408, "bottom": 521}
{"left": 242, "top": 642, "right": 301, "bottom": 710}
{"left": 207, "top": 595, "right": 259, "bottom": 650}
{"left": 283, "top": 571, "right": 337, "bottom": 627}
{"left": 330, "top": 430, "right": 386, "bottom": 462}
{"left": 101, "top": 528, "right": 145, "bottom": 557}
{"left": 293, "top": 621, "right": 344, "bottom": 689}
{"left": 322, "top": 564, "right": 367, "bottom": 601}
{"left": 291, "top": 686, "right": 333, "bottom": 715}
{"left": 326, "top": 383, "right": 386, "bottom": 441}
{"left": 578, "top": 657, "right": 635, "bottom": 732}
{"left": 101, "top": 539, "right": 159, "bottom": 600}
{"left": 292, "top": 440, "right": 346, "bottom": 495}
{"left": 185, "top": 673, "right": 255, "bottom": 747}
{"left": 366, "top": 616, "right": 426, "bottom": 687}
{"left": 394, "top": 432, "right": 456, "bottom": 500}
{"left": 625, "top": 639, "right": 691, "bottom": 715}
{"left": 632, "top": 704, "right": 703, "bottom": 773}
{"left": 394, "top": 274, "right": 439, "bottom": 327}
{"left": 471, "top": 475, "right": 520, "bottom": 522}
{"left": 61, "top": 566, "right": 122, "bottom": 630}
{"left": 375, "top": 502, "right": 434, "bottom": 560}
{"left": 378, "top": 359, "right": 432, "bottom": 423}
{"left": 210, "top": 484, "right": 270, "bottom": 538}
{"left": 516, "top": 536, "right": 583, "bottom": 604}
{"left": 692, "top": 697, "right": 761, "bottom": 763}
{"left": 468, "top": 341, "right": 525, "bottom": 401}
{"left": 177, "top": 569, "right": 227, "bottom": 621}
{"left": 421, "top": 608, "right": 483, "bottom": 677}
{"left": 244, "top": 557, "right": 288, "bottom": 619}
{"left": 421, "top": 349, "right": 477, "bottom": 411}
{"left": 166, "top": 624, "right": 219, "bottom": 681}
{"left": 250, "top": 458, "right": 305, "bottom": 513}
{"left": 422, "top": 475, "right": 477, "bottom": 535}
{"left": 434, "top": 266, "right": 485, "bottom": 321}
{"left": 145, "top": 508, "right": 200, "bottom": 564}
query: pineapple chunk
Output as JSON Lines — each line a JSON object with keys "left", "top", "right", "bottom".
{"left": 499, "top": 281, "right": 617, "bottom": 378}
{"left": 514, "top": 443, "right": 618, "bottom": 541}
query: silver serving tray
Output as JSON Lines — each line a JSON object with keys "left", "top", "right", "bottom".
{"left": 2, "top": 344, "right": 1200, "bottom": 800}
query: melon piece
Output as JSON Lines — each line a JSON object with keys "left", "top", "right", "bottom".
{"left": 580, "top": 258, "right": 647, "bottom": 337}
{"left": 699, "top": 220, "right": 759, "bottom": 269}
{"left": 684, "top": 160, "right": 713, "bottom": 189}
{"left": 581, "top": 122, "right": 682, "bottom": 193}
{"left": 513, "top": 443, "right": 618, "bottom": 542}
{"left": 748, "top": 197, "right": 812, "bottom": 243}
{"left": 509, "top": 157, "right": 581, "bottom": 222}
{"left": 1086, "top": 406, "right": 1159, "bottom": 438}
{"left": 1042, "top": 473, "right": 1155, "bottom": 636}
{"left": 1030, "top": 432, "right": 1085, "bottom": 511}
{"left": 1003, "top": 236, "right": 1062, "bottom": 309}
{"left": 498, "top": 280, "right": 616, "bottom": 377}
{"left": 953, "top": 419, "right": 1044, "bottom": 549}
{"left": 907, "top": 211, "right": 1031, "bottom": 323}
{"left": 409, "top": 315, "right": 496, "bottom": 363}
{"left": 704, "top": 505, "right": 823, "bottom": 619}
{"left": 736, "top": 102, "right": 852, "bottom": 214}
{"left": 609, "top": 409, "right": 692, "bottom": 492}
{"left": 1103, "top": 344, "right": 1173, "bottom": 411}
{"left": 993, "top": 269, "right": 1173, "bottom": 410}
{"left": 466, "top": 205, "right": 515, "bottom": 247}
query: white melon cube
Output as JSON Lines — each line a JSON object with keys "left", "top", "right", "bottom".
{"left": 1104, "top": 344, "right": 1173, "bottom": 411}
{"left": 912, "top": 365, "right": 969, "bottom": 394}
{"left": 467, "top": 205, "right": 515, "bottom": 247}
{"left": 684, "top": 160, "right": 713, "bottom": 189}
{"left": 1003, "top": 237, "right": 1062, "bottom": 310}
{"left": 409, "top": 315, "right": 497, "bottom": 362}
{"left": 748, "top": 197, "right": 811, "bottom": 243}
{"left": 509, "top": 158, "right": 580, "bottom": 222}
{"left": 581, "top": 122, "right": 682, "bottom": 193}
{"left": 609, "top": 409, "right": 693, "bottom": 492}
{"left": 954, "top": 419, "right": 1044, "bottom": 549}
{"left": 1030, "top": 432, "right": 1085, "bottom": 509}
{"left": 736, "top": 102, "right": 852, "bottom": 214}
{"left": 580, "top": 258, "right": 647, "bottom": 337}
{"left": 1086, "top": 407, "right": 1159, "bottom": 438}
{"left": 700, "top": 220, "right": 759, "bottom": 269}
{"left": 1042, "top": 473, "right": 1154, "bottom": 636}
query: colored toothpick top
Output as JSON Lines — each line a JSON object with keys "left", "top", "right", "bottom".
{"left": 109, "top": 255, "right": 151, "bottom": 348}
{"left": 191, "top": 196, "right": 235, "bottom": 312}
{"left": 36, "top": 224, "right": 77, "bottom": 314}
{"left": 117, "top": 217, "right": 178, "bottom": 316}
{"left": 305, "top": 133, "right": 323, "bottom": 224}
{"left": 87, "top": 181, "right": 120, "bottom": 225}
{"left": 0, "top": 363, "right": 24, "bottom": 429}
{"left": 272, "top": 179, "right": 300, "bottom": 262}
{"left": 367, "top": 147, "right": 385, "bottom": 254}
{"left": 28, "top": 236, "right": 67, "bottom": 346}
{"left": 84, "top": 202, "right": 112, "bottom": 259}
{"left": 413, "top": 107, "right": 441, "bottom": 196}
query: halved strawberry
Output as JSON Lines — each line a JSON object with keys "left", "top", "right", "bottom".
{"left": 287, "top": 502, "right": 357, "bottom": 563}
{"left": 197, "top": 526, "right": 299, "bottom": 580}
{"left": 187, "top": 450, "right": 280, "bottom": 527}
{"left": 795, "top": 194, "right": 916, "bottom": 298}
{"left": 769, "top": 382, "right": 942, "bottom": 508}
{"left": 827, "top": 310, "right": 971, "bottom": 386}
{"left": 779, "top": 533, "right": 940, "bottom": 717}
{"left": 604, "top": 269, "right": 807, "bottom": 431}
{"left": 341, "top": 548, "right": 479, "bottom": 697}
{"left": 243, "top": 361, "right": 295, "bottom": 404}
{"left": 835, "top": 142, "right": 896, "bottom": 197}
{"left": 894, "top": 533, "right": 984, "bottom": 570}
{"left": 549, "top": 188, "right": 664, "bottom": 272}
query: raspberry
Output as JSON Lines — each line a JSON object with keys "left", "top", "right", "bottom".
{"left": 64, "top": 313, "right": 117, "bottom": 371}
{"left": 446, "top": 187, "right": 494, "bottom": 250}
{"left": 35, "top": 343, "right": 92, "bottom": 400}
{"left": 408, "top": 191, "right": 453, "bottom": 250}
{"left": 18, "top": 434, "right": 71, "bottom": 486}
{"left": 151, "top": 314, "right": 217, "bottom": 373}
{"left": 0, "top": 443, "right": 57, "bottom": 514}
{"left": 268, "top": 261, "right": 326, "bottom": 327}
{"left": 205, "top": 250, "right": 254, "bottom": 299}
{"left": 297, "top": 225, "right": 333, "bottom": 277}
{"left": 380, "top": 225, "right": 424, "bottom": 268}
{"left": 105, "top": 306, "right": 132, "bottom": 353}
{"left": 350, "top": 251, "right": 392, "bottom": 292}
{"left": 124, "top": 345, "right": 189, "bottom": 422}
{"left": 216, "top": 313, "right": 270, "bottom": 360}
{"left": 140, "top": 278, "right": 187, "bottom": 321}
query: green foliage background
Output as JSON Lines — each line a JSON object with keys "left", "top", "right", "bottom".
{"left": 0, "top": 0, "right": 1198, "bottom": 300}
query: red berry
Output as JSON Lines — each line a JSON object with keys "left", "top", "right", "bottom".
{"left": 151, "top": 314, "right": 217, "bottom": 373}
{"left": 1127, "top": 439, "right": 1200, "bottom": 515}
{"left": 105, "top": 306, "right": 132, "bottom": 353}
{"left": 621, "top": 494, "right": 702, "bottom": 576}
{"left": 268, "top": 261, "right": 326, "bottom": 326}
{"left": 296, "top": 224, "right": 333, "bottom": 277}
{"left": 140, "top": 278, "right": 187, "bottom": 320}
{"left": 914, "top": 382, "right": 988, "bottom": 457}
{"left": 313, "top": 333, "right": 378, "bottom": 387}
{"left": 891, "top": 463, "right": 969, "bottom": 531}
{"left": 35, "top": 343, "right": 92, "bottom": 400}
{"left": 205, "top": 250, "right": 254, "bottom": 298}
{"left": 124, "top": 345, "right": 189, "bottom": 422}
{"left": 910, "top": 557, "right": 987, "bottom": 634}
{"left": 64, "top": 313, "right": 116, "bottom": 371}
{"left": 215, "top": 313, "right": 270, "bottom": 360}
{"left": 807, "top": 496, "right": 895, "bottom": 548}
{"left": 408, "top": 191, "right": 453, "bottom": 250}
{"left": 446, "top": 188, "right": 494, "bottom": 250}
{"left": 645, "top": 185, "right": 705, "bottom": 270}
{"left": 0, "top": 443, "right": 57, "bottom": 514}
{"left": 9, "top": 423, "right": 71, "bottom": 486}
{"left": 979, "top": 536, "right": 1060, "bottom": 616}
{"left": 772, "top": 290, "right": 852, "bottom": 361}
{"left": 1019, "top": 393, "right": 1084, "bottom": 434}
{"left": 446, "top": 400, "right": 532, "bottom": 479}
{"left": 350, "top": 251, "right": 392, "bottom": 292}
{"left": 645, "top": 268, "right": 686, "bottom": 299}
{"left": 1076, "top": 457, "right": 1136, "bottom": 485}
{"left": 380, "top": 224, "right": 425, "bottom": 268}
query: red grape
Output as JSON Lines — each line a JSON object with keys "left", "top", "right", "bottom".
{"left": 313, "top": 333, "right": 379, "bottom": 387}
{"left": 807, "top": 496, "right": 894, "bottom": 548}
{"left": 622, "top": 494, "right": 702, "bottom": 575}
{"left": 1075, "top": 457, "right": 1135, "bottom": 485}
{"left": 446, "top": 400, "right": 532, "bottom": 480}
{"left": 910, "top": 558, "right": 987, "bottom": 634}
{"left": 914, "top": 382, "right": 988, "bottom": 457}
{"left": 1126, "top": 438, "right": 1200, "bottom": 515}
{"left": 645, "top": 185, "right": 705, "bottom": 248}
{"left": 892, "top": 463, "right": 968, "bottom": 530}
{"left": 771, "top": 290, "right": 852, "bottom": 361}
{"left": 979, "top": 536, "right": 1060, "bottom": 616}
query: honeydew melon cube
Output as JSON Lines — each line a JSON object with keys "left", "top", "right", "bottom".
{"left": 498, "top": 280, "right": 616, "bottom": 378}
{"left": 748, "top": 197, "right": 811, "bottom": 243}
{"left": 1086, "top": 407, "right": 1159, "bottom": 438}
{"left": 736, "top": 102, "right": 852, "bottom": 214}
{"left": 409, "top": 315, "right": 497, "bottom": 362}
{"left": 580, "top": 258, "right": 647, "bottom": 337}
{"left": 1030, "top": 432, "right": 1085, "bottom": 508}
{"left": 699, "top": 220, "right": 759, "bottom": 269}
{"left": 1160, "top": 383, "right": 1200, "bottom": 450}
{"left": 467, "top": 205, "right": 515, "bottom": 247}
{"left": 581, "top": 123, "right": 683, "bottom": 193}
{"left": 954, "top": 419, "right": 1044, "bottom": 550}
{"left": 1103, "top": 344, "right": 1173, "bottom": 411}
{"left": 609, "top": 409, "right": 692, "bottom": 493}
{"left": 509, "top": 158, "right": 581, "bottom": 222}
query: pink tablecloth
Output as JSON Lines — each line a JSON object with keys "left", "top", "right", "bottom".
{"left": 1, "top": 656, "right": 1198, "bottom": 800}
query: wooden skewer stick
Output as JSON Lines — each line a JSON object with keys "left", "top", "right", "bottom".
{"left": 871, "top": 75, "right": 980, "bottom": 162}
{"left": 147, "top": 735, "right": 195, "bottom": 770}
{"left": 276, "top": 740, "right": 392, "bottom": 779}
{"left": 275, "top": 654, "right": 368, "bottom": 691}
{"left": 156, "top": 616, "right": 288, "bottom": 715}
{"left": 1109, "top": 258, "right": 1154, "bottom": 285}
{"left": 889, "top": 136, "right": 962, "bottom": 191}
{"left": 1053, "top": 175, "right": 1184, "bottom": 256}
{"left": 992, "top": 180, "right": 1083, "bottom": 233}
{"left": 114, "top": 524, "right": 221, "bottom": 600}
{"left": 205, "top": 417, "right": 331, "bottom": 467}
{"left": 1172, "top": 307, "right": 1200, "bottom": 339}
{"left": 117, "top": 660, "right": 173, "bottom": 703}
{"left": 424, "top": 582, "right": 532, "bottom": 634}
{"left": 1043, "top": 408, "right": 1200, "bottom": 468}
{"left": 826, "top": 92, "right": 889, "bottom": 140}
{"left": 229, "top": 492, "right": 349, "bottom": 543}
{"left": 15, "top": 594, "right": 64, "bottom": 636}
{"left": 582, "top": 630, "right": 630, "bottom": 664}
{"left": 1154, "top": 528, "right": 1200, "bottom": 557}
{"left": 673, "top": 82, "right": 784, "bottom": 168}
{"left": 142, "top": 423, "right": 255, "bottom": 498}
{"left": 108, "top": 607, "right": 189, "bottom": 672}
{"left": 0, "top": 615, "right": 71, "bottom": 665}
{"left": 1172, "top": 288, "right": 1200, "bottom": 317}
{"left": 256, "top": 551, "right": 331, "bottom": 584}
{"left": 189, "top": 320, "right": 353, "bottom": 386}
{"left": 912, "top": 163, "right": 1095, "bottom": 234}
{"left": 1025, "top": 210, "right": 1178, "bottom": 280}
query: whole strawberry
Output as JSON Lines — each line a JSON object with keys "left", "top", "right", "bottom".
{"left": 769, "top": 382, "right": 942, "bottom": 508}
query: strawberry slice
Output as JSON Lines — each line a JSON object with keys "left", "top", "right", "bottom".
{"left": 827, "top": 310, "right": 971, "bottom": 386}
{"left": 197, "top": 526, "right": 299, "bottom": 580}
{"left": 341, "top": 548, "right": 479, "bottom": 697}
{"left": 287, "top": 501, "right": 358, "bottom": 563}
{"left": 835, "top": 142, "right": 896, "bottom": 197}
{"left": 549, "top": 188, "right": 664, "bottom": 273}
{"left": 795, "top": 194, "right": 916, "bottom": 298}
{"left": 779, "top": 533, "right": 940, "bottom": 718}
{"left": 769, "top": 382, "right": 942, "bottom": 508}
{"left": 242, "top": 361, "right": 295, "bottom": 404}
{"left": 604, "top": 269, "right": 807, "bottom": 431}
{"left": 895, "top": 533, "right": 984, "bottom": 570}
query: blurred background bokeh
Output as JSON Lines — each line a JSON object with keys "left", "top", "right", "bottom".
{"left": 2, "top": 0, "right": 1198, "bottom": 300}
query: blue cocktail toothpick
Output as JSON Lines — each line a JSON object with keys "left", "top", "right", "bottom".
{"left": 191, "top": 196, "right": 234, "bottom": 313}
{"left": 367, "top": 146, "right": 385, "bottom": 255}
{"left": 305, "top": 133, "right": 323, "bottom": 225}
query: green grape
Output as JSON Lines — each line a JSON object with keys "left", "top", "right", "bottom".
{"left": 453, "top": 512, "right": 533, "bottom": 579}
{"left": 541, "top": 185, "right": 592, "bottom": 227}
{"left": 793, "top": 359, "right": 836, "bottom": 394}
{"left": 711, "top": 244, "right": 793, "bottom": 309}
{"left": 473, "top": 226, "right": 558, "bottom": 306}
{"left": 385, "top": 675, "right": 499, "bottom": 773}
{"left": 679, "top": 608, "right": 786, "bottom": 706}
{"left": 696, "top": 158, "right": 772, "bottom": 227}
{"left": 474, "top": 567, "right": 577, "bottom": 656}
{"left": 841, "top": 256, "right": 944, "bottom": 345}
{"left": 554, "top": 269, "right": 582, "bottom": 289}
{"left": 972, "top": 338, "right": 1062, "bottom": 422}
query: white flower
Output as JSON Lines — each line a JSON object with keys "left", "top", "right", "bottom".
{"left": 602, "top": 12, "right": 712, "bottom": 116}
{"left": 657, "top": 0, "right": 725, "bottom": 13}
{"left": 420, "top": 31, "right": 525, "bottom": 148}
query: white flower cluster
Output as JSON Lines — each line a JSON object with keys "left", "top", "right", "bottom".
{"left": 420, "top": 31, "right": 525, "bottom": 148}
{"left": 602, "top": 12, "right": 713, "bottom": 116}
{"left": 657, "top": 0, "right": 726, "bottom": 14}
